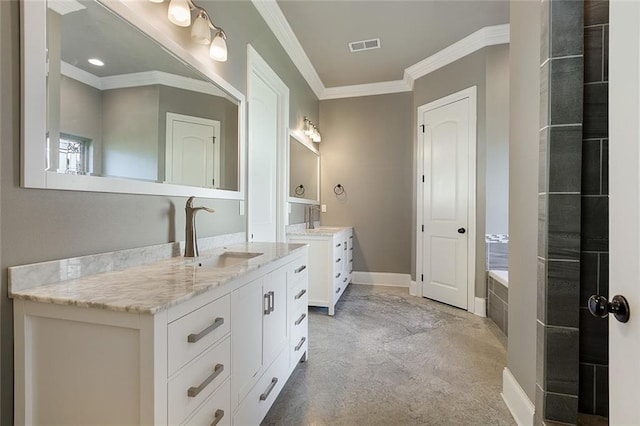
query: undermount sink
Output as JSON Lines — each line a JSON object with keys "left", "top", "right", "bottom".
{"left": 188, "top": 251, "right": 264, "bottom": 269}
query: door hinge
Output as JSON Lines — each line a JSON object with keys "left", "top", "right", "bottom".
{"left": 420, "top": 124, "right": 425, "bottom": 133}
{"left": 422, "top": 175, "right": 425, "bottom": 183}
{"left": 421, "top": 225, "right": 424, "bottom": 232}
{"left": 421, "top": 274, "right": 424, "bottom": 282}
{"left": 212, "top": 136, "right": 216, "bottom": 144}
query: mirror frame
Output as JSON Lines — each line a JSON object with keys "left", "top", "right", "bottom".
{"left": 287, "top": 130, "right": 320, "bottom": 205}
{"left": 21, "top": 0, "right": 246, "bottom": 200}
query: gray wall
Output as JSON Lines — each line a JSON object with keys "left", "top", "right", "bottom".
{"left": 507, "top": 0, "right": 541, "bottom": 402}
{"left": 59, "top": 76, "right": 104, "bottom": 175}
{"left": 485, "top": 46, "right": 510, "bottom": 235}
{"left": 0, "top": 0, "right": 319, "bottom": 423}
{"left": 412, "top": 44, "right": 508, "bottom": 297}
{"left": 289, "top": 140, "right": 319, "bottom": 201}
{"left": 102, "top": 86, "right": 160, "bottom": 181}
{"left": 319, "top": 92, "right": 413, "bottom": 274}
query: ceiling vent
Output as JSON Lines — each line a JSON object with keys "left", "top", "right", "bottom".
{"left": 348, "top": 38, "right": 381, "bottom": 53}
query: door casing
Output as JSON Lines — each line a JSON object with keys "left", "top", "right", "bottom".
{"left": 415, "top": 86, "right": 477, "bottom": 314}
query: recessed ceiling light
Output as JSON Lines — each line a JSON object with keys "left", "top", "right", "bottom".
{"left": 88, "top": 58, "right": 104, "bottom": 66}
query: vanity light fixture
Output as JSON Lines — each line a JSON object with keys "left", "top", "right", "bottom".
{"left": 150, "top": 0, "right": 228, "bottom": 62}
{"left": 303, "top": 116, "right": 322, "bottom": 143}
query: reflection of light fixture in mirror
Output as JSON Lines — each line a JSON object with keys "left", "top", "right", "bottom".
{"left": 303, "top": 116, "right": 322, "bottom": 143}
{"left": 152, "top": 0, "right": 229, "bottom": 62}
{"left": 88, "top": 58, "right": 104, "bottom": 66}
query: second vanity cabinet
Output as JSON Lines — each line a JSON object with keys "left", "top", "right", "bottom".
{"left": 288, "top": 227, "right": 353, "bottom": 316}
{"left": 11, "top": 243, "right": 308, "bottom": 426}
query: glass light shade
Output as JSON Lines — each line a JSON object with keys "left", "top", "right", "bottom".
{"left": 168, "top": 0, "right": 191, "bottom": 27}
{"left": 191, "top": 13, "right": 211, "bottom": 45}
{"left": 209, "top": 32, "right": 228, "bottom": 62}
{"left": 148, "top": 0, "right": 164, "bottom": 3}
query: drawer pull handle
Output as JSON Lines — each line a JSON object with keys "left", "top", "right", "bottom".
{"left": 211, "top": 409, "right": 224, "bottom": 426}
{"left": 336, "top": 243, "right": 342, "bottom": 248}
{"left": 187, "top": 317, "right": 224, "bottom": 343}
{"left": 350, "top": 270, "right": 353, "bottom": 274}
{"left": 295, "top": 336, "right": 307, "bottom": 351}
{"left": 295, "top": 313, "right": 307, "bottom": 325}
{"left": 295, "top": 265, "right": 307, "bottom": 274}
{"left": 187, "top": 363, "right": 224, "bottom": 398}
{"left": 335, "top": 272, "right": 341, "bottom": 279}
{"left": 336, "top": 287, "right": 341, "bottom": 294}
{"left": 336, "top": 258, "right": 341, "bottom": 263}
{"left": 259, "top": 378, "right": 278, "bottom": 401}
{"left": 295, "top": 289, "right": 307, "bottom": 300}
{"left": 343, "top": 277, "right": 348, "bottom": 283}
{"left": 350, "top": 259, "right": 353, "bottom": 263}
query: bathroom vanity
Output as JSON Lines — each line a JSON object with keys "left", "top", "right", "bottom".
{"left": 10, "top": 241, "right": 308, "bottom": 425}
{"left": 287, "top": 227, "right": 353, "bottom": 315}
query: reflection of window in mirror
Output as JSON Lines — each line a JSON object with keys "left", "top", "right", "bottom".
{"left": 57, "top": 133, "right": 91, "bottom": 175}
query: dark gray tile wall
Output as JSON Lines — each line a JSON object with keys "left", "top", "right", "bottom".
{"left": 537, "top": 0, "right": 584, "bottom": 424}
{"left": 487, "top": 275, "right": 508, "bottom": 335}
{"left": 579, "top": 0, "right": 609, "bottom": 417}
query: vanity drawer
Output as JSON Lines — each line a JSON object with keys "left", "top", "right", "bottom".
{"left": 233, "top": 348, "right": 289, "bottom": 426}
{"left": 168, "top": 336, "right": 231, "bottom": 425}
{"left": 168, "top": 294, "right": 231, "bottom": 376}
{"left": 334, "top": 275, "right": 349, "bottom": 303}
{"left": 181, "top": 379, "right": 230, "bottom": 426}
{"left": 290, "top": 325, "right": 308, "bottom": 367}
{"left": 287, "top": 258, "right": 308, "bottom": 289}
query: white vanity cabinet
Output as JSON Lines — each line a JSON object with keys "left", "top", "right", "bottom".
{"left": 288, "top": 227, "right": 353, "bottom": 316}
{"left": 12, "top": 244, "right": 308, "bottom": 426}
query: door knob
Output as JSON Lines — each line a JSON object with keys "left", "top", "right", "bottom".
{"left": 457, "top": 227, "right": 466, "bottom": 234}
{"left": 588, "top": 294, "right": 631, "bottom": 323}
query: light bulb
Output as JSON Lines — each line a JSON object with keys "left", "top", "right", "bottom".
{"left": 148, "top": 0, "right": 164, "bottom": 3}
{"left": 168, "top": 0, "right": 191, "bottom": 27}
{"left": 191, "top": 11, "right": 211, "bottom": 44}
{"left": 209, "top": 31, "right": 228, "bottom": 62}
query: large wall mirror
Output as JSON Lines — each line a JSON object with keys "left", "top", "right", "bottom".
{"left": 288, "top": 132, "right": 319, "bottom": 205}
{"left": 21, "top": 0, "right": 245, "bottom": 199}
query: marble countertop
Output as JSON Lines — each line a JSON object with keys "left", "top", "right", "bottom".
{"left": 287, "top": 226, "right": 352, "bottom": 237}
{"left": 9, "top": 242, "right": 306, "bottom": 314}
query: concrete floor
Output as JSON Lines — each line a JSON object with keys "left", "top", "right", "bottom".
{"left": 262, "top": 284, "right": 515, "bottom": 425}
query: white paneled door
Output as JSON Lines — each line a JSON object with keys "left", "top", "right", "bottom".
{"left": 419, "top": 89, "right": 475, "bottom": 310}
{"left": 165, "top": 113, "right": 220, "bottom": 189}
{"left": 608, "top": 1, "right": 640, "bottom": 422}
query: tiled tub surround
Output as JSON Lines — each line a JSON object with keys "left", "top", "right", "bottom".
{"left": 487, "top": 271, "right": 509, "bottom": 336}
{"left": 486, "top": 234, "right": 509, "bottom": 270}
{"left": 10, "top": 236, "right": 310, "bottom": 425}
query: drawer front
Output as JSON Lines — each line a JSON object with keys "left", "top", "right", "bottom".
{"left": 287, "top": 257, "right": 308, "bottom": 290}
{"left": 334, "top": 275, "right": 349, "bottom": 303}
{"left": 290, "top": 308, "right": 308, "bottom": 368}
{"left": 290, "top": 282, "right": 308, "bottom": 316}
{"left": 168, "top": 294, "right": 231, "bottom": 375}
{"left": 233, "top": 348, "right": 289, "bottom": 426}
{"left": 181, "top": 379, "right": 231, "bottom": 426}
{"left": 169, "top": 336, "right": 231, "bottom": 425}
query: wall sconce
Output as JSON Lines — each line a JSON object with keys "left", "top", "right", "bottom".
{"left": 149, "top": 0, "right": 228, "bottom": 62}
{"left": 303, "top": 116, "right": 322, "bottom": 143}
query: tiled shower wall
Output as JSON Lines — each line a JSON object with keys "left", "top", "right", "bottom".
{"left": 536, "top": 0, "right": 584, "bottom": 423}
{"left": 579, "top": 0, "right": 609, "bottom": 417}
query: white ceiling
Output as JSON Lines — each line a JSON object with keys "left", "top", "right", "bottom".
{"left": 276, "top": 0, "right": 510, "bottom": 89}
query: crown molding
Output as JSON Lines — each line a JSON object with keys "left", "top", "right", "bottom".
{"left": 405, "top": 24, "right": 510, "bottom": 83}
{"left": 47, "top": 0, "right": 85, "bottom": 15}
{"left": 251, "top": 0, "right": 325, "bottom": 98}
{"left": 248, "top": 0, "right": 509, "bottom": 100}
{"left": 59, "top": 62, "right": 231, "bottom": 99}
{"left": 321, "top": 79, "right": 412, "bottom": 100}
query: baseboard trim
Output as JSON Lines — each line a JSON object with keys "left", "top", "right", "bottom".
{"left": 409, "top": 280, "right": 419, "bottom": 296}
{"left": 501, "top": 368, "right": 535, "bottom": 426}
{"left": 474, "top": 297, "right": 486, "bottom": 317}
{"left": 351, "top": 272, "right": 411, "bottom": 287}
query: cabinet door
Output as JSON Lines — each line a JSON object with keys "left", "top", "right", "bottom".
{"left": 263, "top": 266, "right": 288, "bottom": 368}
{"left": 231, "top": 277, "right": 264, "bottom": 404}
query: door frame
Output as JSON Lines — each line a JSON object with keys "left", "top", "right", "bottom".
{"left": 165, "top": 112, "right": 221, "bottom": 188}
{"left": 246, "top": 44, "right": 290, "bottom": 242}
{"left": 415, "top": 86, "right": 477, "bottom": 313}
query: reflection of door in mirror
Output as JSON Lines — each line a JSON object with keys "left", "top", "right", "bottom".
{"left": 165, "top": 113, "right": 220, "bottom": 189}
